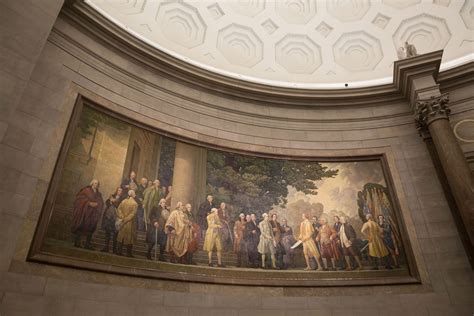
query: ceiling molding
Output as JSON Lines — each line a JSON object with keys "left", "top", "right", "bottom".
{"left": 60, "top": 0, "right": 473, "bottom": 107}
{"left": 83, "top": 0, "right": 472, "bottom": 88}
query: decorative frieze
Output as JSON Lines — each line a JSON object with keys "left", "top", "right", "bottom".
{"left": 414, "top": 93, "right": 450, "bottom": 133}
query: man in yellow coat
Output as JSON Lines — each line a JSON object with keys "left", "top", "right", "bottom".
{"left": 165, "top": 201, "right": 192, "bottom": 263}
{"left": 116, "top": 190, "right": 138, "bottom": 258}
{"left": 361, "top": 213, "right": 391, "bottom": 270}
{"left": 298, "top": 213, "right": 323, "bottom": 271}
{"left": 203, "top": 208, "right": 224, "bottom": 267}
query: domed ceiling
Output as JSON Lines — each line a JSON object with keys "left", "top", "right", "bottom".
{"left": 85, "top": 0, "right": 473, "bottom": 89}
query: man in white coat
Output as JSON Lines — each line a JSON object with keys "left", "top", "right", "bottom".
{"left": 257, "top": 213, "right": 277, "bottom": 269}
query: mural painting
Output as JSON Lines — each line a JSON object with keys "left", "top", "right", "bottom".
{"left": 31, "top": 103, "right": 417, "bottom": 285}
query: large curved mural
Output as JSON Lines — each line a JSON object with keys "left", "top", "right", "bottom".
{"left": 29, "top": 99, "right": 419, "bottom": 286}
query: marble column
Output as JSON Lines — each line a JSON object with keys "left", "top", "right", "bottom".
{"left": 415, "top": 93, "right": 474, "bottom": 247}
{"left": 170, "top": 141, "right": 207, "bottom": 214}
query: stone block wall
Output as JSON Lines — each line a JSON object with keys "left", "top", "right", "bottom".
{"left": 0, "top": 0, "right": 65, "bottom": 271}
{"left": 0, "top": 4, "right": 473, "bottom": 316}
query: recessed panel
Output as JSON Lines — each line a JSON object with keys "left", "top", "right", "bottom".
{"left": 29, "top": 99, "right": 419, "bottom": 286}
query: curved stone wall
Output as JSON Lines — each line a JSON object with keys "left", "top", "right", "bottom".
{"left": 0, "top": 1, "right": 473, "bottom": 315}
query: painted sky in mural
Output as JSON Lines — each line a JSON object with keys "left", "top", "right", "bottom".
{"left": 273, "top": 161, "right": 386, "bottom": 230}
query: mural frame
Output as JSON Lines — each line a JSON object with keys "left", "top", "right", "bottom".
{"left": 28, "top": 94, "right": 421, "bottom": 287}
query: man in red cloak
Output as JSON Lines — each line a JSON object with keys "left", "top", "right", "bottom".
{"left": 72, "top": 179, "right": 104, "bottom": 250}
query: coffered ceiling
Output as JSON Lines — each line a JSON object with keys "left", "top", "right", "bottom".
{"left": 85, "top": 0, "right": 474, "bottom": 89}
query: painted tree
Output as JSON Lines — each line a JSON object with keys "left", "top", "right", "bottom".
{"left": 78, "top": 106, "right": 128, "bottom": 136}
{"left": 206, "top": 150, "right": 338, "bottom": 219}
{"left": 158, "top": 137, "right": 176, "bottom": 186}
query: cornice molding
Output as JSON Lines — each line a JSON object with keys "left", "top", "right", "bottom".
{"left": 393, "top": 51, "right": 443, "bottom": 99}
{"left": 49, "top": 26, "right": 418, "bottom": 131}
{"left": 61, "top": 0, "right": 473, "bottom": 107}
{"left": 438, "top": 61, "right": 474, "bottom": 91}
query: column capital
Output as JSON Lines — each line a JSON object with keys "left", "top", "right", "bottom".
{"left": 414, "top": 93, "right": 450, "bottom": 134}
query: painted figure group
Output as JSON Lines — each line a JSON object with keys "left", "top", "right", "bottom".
{"left": 196, "top": 194, "right": 298, "bottom": 269}
{"left": 71, "top": 172, "right": 401, "bottom": 270}
{"left": 300, "top": 213, "right": 400, "bottom": 271}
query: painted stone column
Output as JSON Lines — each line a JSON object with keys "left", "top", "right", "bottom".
{"left": 170, "top": 141, "right": 207, "bottom": 215}
{"left": 415, "top": 93, "right": 474, "bottom": 246}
